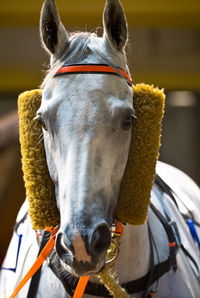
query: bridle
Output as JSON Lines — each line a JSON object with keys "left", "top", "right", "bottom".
{"left": 55, "top": 63, "right": 133, "bottom": 86}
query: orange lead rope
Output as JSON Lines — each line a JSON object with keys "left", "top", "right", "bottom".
{"left": 10, "top": 222, "right": 124, "bottom": 298}
{"left": 73, "top": 276, "right": 90, "bottom": 298}
{"left": 10, "top": 227, "right": 58, "bottom": 298}
{"left": 9, "top": 226, "right": 90, "bottom": 298}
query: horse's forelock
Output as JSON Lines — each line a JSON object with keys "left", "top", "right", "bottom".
{"left": 40, "top": 30, "right": 127, "bottom": 89}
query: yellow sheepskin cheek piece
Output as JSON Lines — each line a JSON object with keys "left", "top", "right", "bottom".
{"left": 114, "top": 84, "right": 165, "bottom": 225}
{"left": 18, "top": 90, "right": 60, "bottom": 230}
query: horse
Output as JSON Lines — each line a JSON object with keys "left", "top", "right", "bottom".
{"left": 0, "top": 0, "right": 200, "bottom": 297}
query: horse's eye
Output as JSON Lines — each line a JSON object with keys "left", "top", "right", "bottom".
{"left": 35, "top": 116, "right": 47, "bottom": 131}
{"left": 121, "top": 115, "right": 133, "bottom": 131}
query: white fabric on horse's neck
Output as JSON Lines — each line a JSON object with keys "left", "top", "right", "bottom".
{"left": 114, "top": 223, "right": 150, "bottom": 283}
{"left": 156, "top": 161, "right": 200, "bottom": 222}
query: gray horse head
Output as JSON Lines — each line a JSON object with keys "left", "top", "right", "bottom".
{"left": 38, "top": 0, "right": 133, "bottom": 276}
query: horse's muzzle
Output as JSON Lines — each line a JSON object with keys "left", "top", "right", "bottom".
{"left": 55, "top": 222, "right": 111, "bottom": 276}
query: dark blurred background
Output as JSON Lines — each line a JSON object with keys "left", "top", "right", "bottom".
{"left": 0, "top": 0, "right": 200, "bottom": 263}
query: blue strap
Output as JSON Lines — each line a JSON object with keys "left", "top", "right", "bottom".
{"left": 1, "top": 233, "right": 23, "bottom": 273}
{"left": 187, "top": 218, "right": 200, "bottom": 252}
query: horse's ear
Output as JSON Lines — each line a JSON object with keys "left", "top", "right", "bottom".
{"left": 103, "top": 0, "right": 128, "bottom": 52}
{"left": 40, "top": 0, "right": 69, "bottom": 57}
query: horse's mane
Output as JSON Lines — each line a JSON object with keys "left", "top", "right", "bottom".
{"left": 41, "top": 31, "right": 127, "bottom": 88}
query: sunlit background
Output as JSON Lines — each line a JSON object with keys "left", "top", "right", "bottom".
{"left": 0, "top": 0, "right": 200, "bottom": 263}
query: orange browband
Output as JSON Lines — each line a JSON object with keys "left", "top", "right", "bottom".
{"left": 55, "top": 64, "right": 133, "bottom": 86}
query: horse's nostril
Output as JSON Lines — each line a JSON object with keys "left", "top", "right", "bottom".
{"left": 91, "top": 224, "right": 111, "bottom": 255}
{"left": 55, "top": 232, "right": 73, "bottom": 265}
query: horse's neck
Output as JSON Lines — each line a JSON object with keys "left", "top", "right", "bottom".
{"left": 114, "top": 223, "right": 150, "bottom": 283}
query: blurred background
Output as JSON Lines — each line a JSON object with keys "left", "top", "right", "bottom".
{"left": 0, "top": 0, "right": 200, "bottom": 264}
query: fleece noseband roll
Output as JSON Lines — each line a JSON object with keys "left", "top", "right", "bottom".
{"left": 18, "top": 90, "right": 60, "bottom": 230}
{"left": 115, "top": 84, "right": 165, "bottom": 225}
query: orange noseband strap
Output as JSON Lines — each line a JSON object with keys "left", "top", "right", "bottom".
{"left": 55, "top": 64, "right": 133, "bottom": 86}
